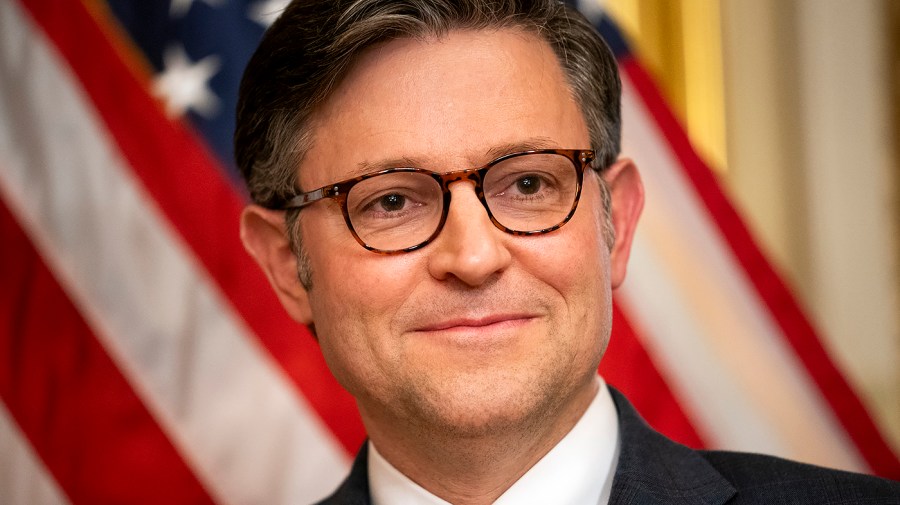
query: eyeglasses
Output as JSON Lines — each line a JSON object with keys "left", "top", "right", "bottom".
{"left": 283, "top": 149, "right": 597, "bottom": 254}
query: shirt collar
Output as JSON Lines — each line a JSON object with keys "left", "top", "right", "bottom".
{"left": 368, "top": 378, "right": 620, "bottom": 505}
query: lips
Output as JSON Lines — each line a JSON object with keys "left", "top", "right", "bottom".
{"left": 414, "top": 313, "right": 537, "bottom": 333}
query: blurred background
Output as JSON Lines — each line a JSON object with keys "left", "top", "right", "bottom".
{"left": 1, "top": 0, "right": 897, "bottom": 503}
{"left": 604, "top": 0, "right": 899, "bottom": 453}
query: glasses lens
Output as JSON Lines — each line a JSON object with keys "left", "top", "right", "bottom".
{"left": 346, "top": 171, "right": 443, "bottom": 251}
{"left": 483, "top": 153, "right": 579, "bottom": 232}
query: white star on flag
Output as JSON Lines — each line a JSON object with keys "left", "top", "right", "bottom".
{"left": 153, "top": 44, "right": 221, "bottom": 118}
{"left": 170, "top": 0, "right": 223, "bottom": 18}
{"left": 248, "top": 0, "right": 291, "bottom": 27}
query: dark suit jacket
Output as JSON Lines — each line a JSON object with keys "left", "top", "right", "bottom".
{"left": 316, "top": 388, "right": 900, "bottom": 504}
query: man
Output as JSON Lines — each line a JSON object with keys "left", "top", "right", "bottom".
{"left": 235, "top": 1, "right": 899, "bottom": 503}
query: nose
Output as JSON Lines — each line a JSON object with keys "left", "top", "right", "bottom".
{"left": 426, "top": 181, "right": 512, "bottom": 286}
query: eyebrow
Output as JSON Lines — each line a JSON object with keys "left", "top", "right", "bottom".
{"left": 348, "top": 136, "right": 561, "bottom": 178}
{"left": 483, "top": 137, "right": 558, "bottom": 160}
{"left": 349, "top": 156, "right": 424, "bottom": 178}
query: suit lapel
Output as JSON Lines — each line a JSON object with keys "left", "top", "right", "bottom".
{"left": 607, "top": 388, "right": 736, "bottom": 505}
{"left": 316, "top": 443, "right": 372, "bottom": 505}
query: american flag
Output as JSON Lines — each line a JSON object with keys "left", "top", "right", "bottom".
{"left": 0, "top": 1, "right": 897, "bottom": 503}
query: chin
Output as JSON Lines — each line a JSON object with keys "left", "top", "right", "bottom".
{"left": 400, "top": 366, "right": 573, "bottom": 439}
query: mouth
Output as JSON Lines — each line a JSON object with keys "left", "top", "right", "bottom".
{"left": 414, "top": 314, "right": 537, "bottom": 334}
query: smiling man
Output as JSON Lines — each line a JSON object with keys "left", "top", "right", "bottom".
{"left": 235, "top": 1, "right": 898, "bottom": 504}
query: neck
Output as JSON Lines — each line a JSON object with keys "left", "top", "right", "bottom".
{"left": 362, "top": 378, "right": 600, "bottom": 505}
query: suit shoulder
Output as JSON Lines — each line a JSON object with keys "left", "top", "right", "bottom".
{"left": 700, "top": 450, "right": 900, "bottom": 504}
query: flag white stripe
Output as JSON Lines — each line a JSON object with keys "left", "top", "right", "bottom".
{"left": 0, "top": 2, "right": 350, "bottom": 504}
{"left": 617, "top": 76, "right": 867, "bottom": 472}
{"left": 0, "top": 400, "right": 71, "bottom": 505}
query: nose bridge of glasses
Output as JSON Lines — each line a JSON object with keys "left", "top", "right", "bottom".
{"left": 438, "top": 166, "right": 494, "bottom": 217}
{"left": 437, "top": 167, "right": 484, "bottom": 190}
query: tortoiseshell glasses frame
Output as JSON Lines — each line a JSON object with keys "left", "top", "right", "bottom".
{"left": 282, "top": 149, "right": 598, "bottom": 254}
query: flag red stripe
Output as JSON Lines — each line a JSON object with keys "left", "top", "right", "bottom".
{"left": 0, "top": 197, "right": 216, "bottom": 504}
{"left": 18, "top": 0, "right": 365, "bottom": 453}
{"left": 619, "top": 57, "right": 900, "bottom": 478}
{"left": 603, "top": 304, "right": 706, "bottom": 449}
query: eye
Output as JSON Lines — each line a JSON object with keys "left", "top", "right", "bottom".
{"left": 491, "top": 172, "right": 556, "bottom": 200}
{"left": 376, "top": 193, "right": 407, "bottom": 212}
{"left": 358, "top": 191, "right": 421, "bottom": 217}
{"left": 514, "top": 175, "right": 542, "bottom": 195}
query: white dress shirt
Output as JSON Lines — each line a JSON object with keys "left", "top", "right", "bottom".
{"left": 368, "top": 378, "right": 620, "bottom": 505}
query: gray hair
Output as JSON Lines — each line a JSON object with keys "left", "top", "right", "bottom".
{"left": 235, "top": 0, "right": 621, "bottom": 287}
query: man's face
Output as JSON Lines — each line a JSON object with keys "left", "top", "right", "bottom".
{"left": 296, "top": 29, "right": 618, "bottom": 435}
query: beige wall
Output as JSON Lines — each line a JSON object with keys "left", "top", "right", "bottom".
{"left": 605, "top": 0, "right": 900, "bottom": 452}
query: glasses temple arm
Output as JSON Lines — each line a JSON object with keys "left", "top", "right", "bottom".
{"left": 284, "top": 187, "right": 327, "bottom": 209}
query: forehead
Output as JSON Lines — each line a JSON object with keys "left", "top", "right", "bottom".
{"left": 301, "top": 28, "right": 590, "bottom": 187}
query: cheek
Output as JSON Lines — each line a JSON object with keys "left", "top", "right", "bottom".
{"left": 526, "top": 186, "right": 610, "bottom": 298}
{"left": 307, "top": 278, "right": 390, "bottom": 398}
{"left": 304, "top": 241, "right": 425, "bottom": 390}
{"left": 527, "top": 185, "right": 612, "bottom": 351}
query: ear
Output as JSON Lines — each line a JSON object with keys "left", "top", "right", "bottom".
{"left": 603, "top": 158, "right": 644, "bottom": 289}
{"left": 240, "top": 205, "right": 313, "bottom": 325}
